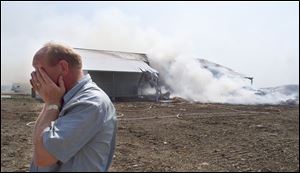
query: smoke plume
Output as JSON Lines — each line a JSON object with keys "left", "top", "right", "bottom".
{"left": 1, "top": 7, "right": 298, "bottom": 104}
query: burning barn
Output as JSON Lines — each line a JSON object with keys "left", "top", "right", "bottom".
{"left": 75, "top": 48, "right": 160, "bottom": 100}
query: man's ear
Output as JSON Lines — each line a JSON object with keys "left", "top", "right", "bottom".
{"left": 58, "top": 60, "right": 69, "bottom": 75}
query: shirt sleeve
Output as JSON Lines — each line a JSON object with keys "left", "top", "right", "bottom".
{"left": 42, "top": 101, "right": 106, "bottom": 163}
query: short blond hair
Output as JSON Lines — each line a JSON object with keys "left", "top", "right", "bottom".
{"left": 34, "top": 42, "right": 82, "bottom": 69}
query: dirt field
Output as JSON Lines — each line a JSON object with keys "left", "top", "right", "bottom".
{"left": 1, "top": 96, "right": 299, "bottom": 172}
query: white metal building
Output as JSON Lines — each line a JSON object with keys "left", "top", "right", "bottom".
{"left": 75, "top": 48, "right": 160, "bottom": 100}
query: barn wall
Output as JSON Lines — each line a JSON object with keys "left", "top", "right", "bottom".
{"left": 88, "top": 71, "right": 142, "bottom": 98}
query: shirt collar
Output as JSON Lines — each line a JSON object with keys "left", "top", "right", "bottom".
{"left": 63, "top": 74, "right": 92, "bottom": 105}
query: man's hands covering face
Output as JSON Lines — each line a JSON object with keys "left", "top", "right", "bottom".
{"left": 30, "top": 68, "right": 66, "bottom": 106}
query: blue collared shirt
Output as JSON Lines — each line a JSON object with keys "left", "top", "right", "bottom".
{"left": 30, "top": 74, "right": 117, "bottom": 172}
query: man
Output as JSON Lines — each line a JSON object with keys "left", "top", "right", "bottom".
{"left": 29, "top": 42, "right": 117, "bottom": 172}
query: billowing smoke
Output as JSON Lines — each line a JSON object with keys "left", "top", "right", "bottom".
{"left": 148, "top": 53, "right": 299, "bottom": 104}
{"left": 1, "top": 6, "right": 298, "bottom": 104}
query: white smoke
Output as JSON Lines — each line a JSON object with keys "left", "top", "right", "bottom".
{"left": 148, "top": 53, "right": 298, "bottom": 104}
{"left": 1, "top": 6, "right": 298, "bottom": 104}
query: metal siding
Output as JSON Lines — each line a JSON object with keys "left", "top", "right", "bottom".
{"left": 115, "top": 73, "right": 141, "bottom": 97}
{"left": 88, "top": 71, "right": 142, "bottom": 98}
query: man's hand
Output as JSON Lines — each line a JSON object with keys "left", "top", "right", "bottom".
{"left": 30, "top": 68, "right": 64, "bottom": 167}
{"left": 30, "top": 68, "right": 65, "bottom": 105}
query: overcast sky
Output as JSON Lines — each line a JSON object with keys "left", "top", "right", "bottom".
{"left": 1, "top": 1, "right": 299, "bottom": 88}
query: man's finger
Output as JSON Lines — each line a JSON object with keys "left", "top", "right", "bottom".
{"left": 38, "top": 68, "right": 54, "bottom": 84}
{"left": 36, "top": 69, "right": 46, "bottom": 85}
{"left": 58, "top": 76, "right": 65, "bottom": 90}
{"left": 30, "top": 79, "right": 37, "bottom": 91}
{"left": 31, "top": 72, "right": 39, "bottom": 84}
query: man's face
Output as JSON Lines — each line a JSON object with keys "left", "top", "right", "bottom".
{"left": 32, "top": 57, "right": 62, "bottom": 85}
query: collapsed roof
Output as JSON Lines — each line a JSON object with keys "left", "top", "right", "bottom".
{"left": 198, "top": 59, "right": 254, "bottom": 84}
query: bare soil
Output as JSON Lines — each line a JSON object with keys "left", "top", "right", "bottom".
{"left": 1, "top": 96, "right": 299, "bottom": 172}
